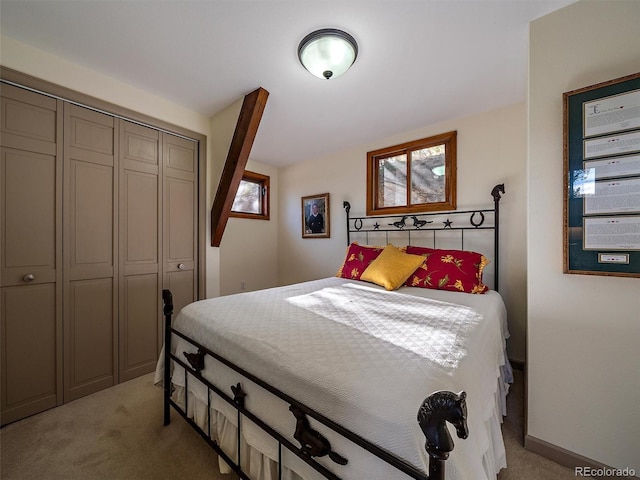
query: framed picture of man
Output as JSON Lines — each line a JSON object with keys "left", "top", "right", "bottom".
{"left": 302, "top": 193, "right": 330, "bottom": 238}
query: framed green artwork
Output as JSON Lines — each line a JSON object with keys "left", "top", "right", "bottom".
{"left": 563, "top": 72, "right": 640, "bottom": 277}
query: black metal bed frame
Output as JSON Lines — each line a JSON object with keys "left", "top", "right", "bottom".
{"left": 161, "top": 184, "right": 506, "bottom": 480}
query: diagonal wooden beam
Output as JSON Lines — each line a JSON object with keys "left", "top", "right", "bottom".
{"left": 210, "top": 87, "right": 269, "bottom": 247}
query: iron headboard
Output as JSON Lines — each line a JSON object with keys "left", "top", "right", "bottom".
{"left": 343, "top": 184, "right": 505, "bottom": 291}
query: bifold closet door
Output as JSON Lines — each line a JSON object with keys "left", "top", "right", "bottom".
{"left": 1, "top": 82, "right": 199, "bottom": 423}
{"left": 163, "top": 134, "right": 197, "bottom": 317}
{"left": 63, "top": 104, "right": 118, "bottom": 402}
{"left": 118, "top": 121, "right": 161, "bottom": 382}
{"left": 0, "top": 85, "right": 63, "bottom": 425}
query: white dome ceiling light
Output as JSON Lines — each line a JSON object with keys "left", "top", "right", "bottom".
{"left": 298, "top": 29, "right": 358, "bottom": 80}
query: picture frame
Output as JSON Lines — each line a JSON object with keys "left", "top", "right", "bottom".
{"left": 302, "top": 193, "right": 330, "bottom": 238}
{"left": 563, "top": 72, "right": 640, "bottom": 277}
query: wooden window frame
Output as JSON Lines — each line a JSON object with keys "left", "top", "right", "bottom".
{"left": 229, "top": 170, "right": 270, "bottom": 220}
{"left": 366, "top": 131, "right": 457, "bottom": 216}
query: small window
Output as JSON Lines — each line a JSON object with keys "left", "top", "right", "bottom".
{"left": 230, "top": 171, "right": 270, "bottom": 220}
{"left": 366, "top": 131, "right": 456, "bottom": 215}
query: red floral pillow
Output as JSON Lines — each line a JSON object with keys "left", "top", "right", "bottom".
{"left": 336, "top": 243, "right": 384, "bottom": 280}
{"left": 403, "top": 246, "right": 490, "bottom": 294}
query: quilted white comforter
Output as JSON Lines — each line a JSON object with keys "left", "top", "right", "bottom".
{"left": 155, "top": 277, "right": 510, "bottom": 480}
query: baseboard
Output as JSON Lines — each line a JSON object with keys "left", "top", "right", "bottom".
{"left": 524, "top": 435, "right": 639, "bottom": 479}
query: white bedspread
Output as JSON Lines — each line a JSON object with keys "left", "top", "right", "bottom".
{"left": 155, "top": 277, "right": 509, "bottom": 480}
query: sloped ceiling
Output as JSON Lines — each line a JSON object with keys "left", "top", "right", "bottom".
{"left": 1, "top": 0, "right": 575, "bottom": 166}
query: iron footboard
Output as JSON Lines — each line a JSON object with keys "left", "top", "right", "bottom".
{"left": 161, "top": 289, "right": 468, "bottom": 480}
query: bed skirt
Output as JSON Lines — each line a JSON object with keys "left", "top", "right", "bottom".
{"left": 163, "top": 364, "right": 510, "bottom": 480}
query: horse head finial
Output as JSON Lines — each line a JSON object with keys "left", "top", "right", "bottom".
{"left": 417, "top": 390, "right": 468, "bottom": 462}
{"left": 491, "top": 184, "right": 505, "bottom": 202}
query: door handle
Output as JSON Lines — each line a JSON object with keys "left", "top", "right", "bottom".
{"left": 23, "top": 273, "right": 36, "bottom": 282}
{"left": 178, "top": 263, "right": 186, "bottom": 270}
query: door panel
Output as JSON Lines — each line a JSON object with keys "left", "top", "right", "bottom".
{"left": 69, "top": 114, "right": 114, "bottom": 155}
{"left": 1, "top": 97, "right": 56, "bottom": 143}
{"left": 63, "top": 104, "right": 116, "bottom": 401}
{"left": 163, "top": 134, "right": 197, "bottom": 318}
{"left": 120, "top": 274, "right": 159, "bottom": 381}
{"left": 121, "top": 122, "right": 159, "bottom": 167}
{"left": 1, "top": 284, "right": 58, "bottom": 424}
{"left": 166, "top": 270, "right": 195, "bottom": 318}
{"left": 119, "top": 121, "right": 161, "bottom": 381}
{"left": 69, "top": 160, "right": 114, "bottom": 268}
{"left": 165, "top": 138, "right": 196, "bottom": 173}
{"left": 166, "top": 177, "right": 195, "bottom": 262}
{"left": 69, "top": 161, "right": 114, "bottom": 269}
{"left": 0, "top": 84, "right": 57, "bottom": 155}
{"left": 123, "top": 170, "right": 158, "bottom": 266}
{"left": 1, "top": 148, "right": 56, "bottom": 286}
{"left": 65, "top": 278, "right": 114, "bottom": 400}
{"left": 0, "top": 86, "right": 62, "bottom": 425}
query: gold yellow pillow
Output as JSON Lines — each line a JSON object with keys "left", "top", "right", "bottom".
{"left": 360, "top": 244, "right": 425, "bottom": 290}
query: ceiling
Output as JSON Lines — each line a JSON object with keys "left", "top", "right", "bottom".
{"left": 1, "top": 0, "right": 575, "bottom": 167}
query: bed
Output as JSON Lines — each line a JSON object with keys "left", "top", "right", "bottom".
{"left": 155, "top": 184, "right": 511, "bottom": 480}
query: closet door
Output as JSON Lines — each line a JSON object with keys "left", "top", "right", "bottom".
{"left": 163, "top": 134, "right": 197, "bottom": 318}
{"left": 118, "top": 121, "right": 161, "bottom": 381}
{"left": 0, "top": 85, "right": 63, "bottom": 425}
{"left": 63, "top": 104, "right": 118, "bottom": 402}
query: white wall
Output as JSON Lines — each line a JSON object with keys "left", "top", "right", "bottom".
{"left": 528, "top": 0, "right": 640, "bottom": 471}
{"left": 209, "top": 100, "right": 280, "bottom": 297}
{"left": 278, "top": 102, "right": 528, "bottom": 362}
{"left": 219, "top": 158, "right": 279, "bottom": 296}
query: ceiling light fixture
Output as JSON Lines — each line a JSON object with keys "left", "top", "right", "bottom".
{"left": 298, "top": 28, "right": 358, "bottom": 80}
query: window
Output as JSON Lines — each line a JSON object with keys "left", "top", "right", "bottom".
{"left": 230, "top": 171, "right": 270, "bottom": 220}
{"left": 366, "top": 131, "right": 456, "bottom": 215}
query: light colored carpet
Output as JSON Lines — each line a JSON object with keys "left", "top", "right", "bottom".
{"left": 1, "top": 374, "right": 228, "bottom": 480}
{"left": 1, "top": 369, "right": 576, "bottom": 480}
